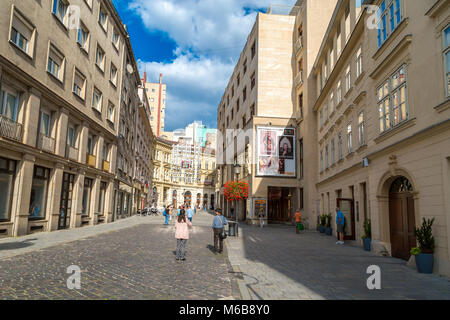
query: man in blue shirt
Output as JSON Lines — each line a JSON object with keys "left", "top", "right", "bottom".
{"left": 212, "top": 208, "right": 228, "bottom": 254}
{"left": 186, "top": 206, "right": 194, "bottom": 222}
{"left": 336, "top": 207, "right": 345, "bottom": 245}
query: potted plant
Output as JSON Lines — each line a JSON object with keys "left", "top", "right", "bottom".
{"left": 361, "top": 219, "right": 371, "bottom": 251}
{"left": 319, "top": 215, "right": 326, "bottom": 233}
{"left": 411, "top": 218, "right": 435, "bottom": 274}
{"left": 325, "top": 214, "right": 332, "bottom": 235}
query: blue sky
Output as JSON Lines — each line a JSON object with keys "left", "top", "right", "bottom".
{"left": 112, "top": 0, "right": 296, "bottom": 132}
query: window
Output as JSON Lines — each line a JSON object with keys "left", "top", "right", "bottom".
{"left": 98, "top": 4, "right": 108, "bottom": 31}
{"left": 67, "top": 125, "right": 75, "bottom": 147}
{"left": 298, "top": 93, "right": 303, "bottom": 118}
{"left": 98, "top": 181, "right": 107, "bottom": 216}
{"left": 237, "top": 73, "right": 240, "bottom": 87}
{"left": 243, "top": 59, "right": 247, "bottom": 74}
{"left": 77, "top": 21, "right": 89, "bottom": 52}
{"left": 325, "top": 145, "right": 329, "bottom": 169}
{"left": 377, "top": 0, "right": 402, "bottom": 47}
{"left": 0, "top": 86, "right": 19, "bottom": 122}
{"left": 251, "top": 72, "right": 256, "bottom": 89}
{"left": 231, "top": 86, "right": 234, "bottom": 97}
{"left": 92, "top": 88, "right": 102, "bottom": 112}
{"left": 356, "top": 47, "right": 363, "bottom": 78}
{"left": 10, "top": 10, "right": 34, "bottom": 55}
{"left": 299, "top": 188, "right": 304, "bottom": 210}
{"left": 29, "top": 166, "right": 50, "bottom": 219}
{"left": 320, "top": 150, "right": 323, "bottom": 172}
{"left": 319, "top": 109, "right": 323, "bottom": 128}
{"left": 251, "top": 41, "right": 256, "bottom": 59}
{"left": 299, "top": 138, "right": 303, "bottom": 179}
{"left": 329, "top": 92, "right": 334, "bottom": 114}
{"left": 110, "top": 63, "right": 117, "bottom": 85}
{"left": 347, "top": 123, "right": 353, "bottom": 153}
{"left": 325, "top": 103, "right": 329, "bottom": 121}
{"left": 345, "top": 65, "right": 351, "bottom": 93}
{"left": 358, "top": 112, "right": 365, "bottom": 146}
{"left": 96, "top": 45, "right": 105, "bottom": 71}
{"left": 73, "top": 68, "right": 86, "bottom": 99}
{"left": 47, "top": 44, "right": 64, "bottom": 81}
{"left": 112, "top": 27, "right": 119, "bottom": 48}
{"left": 0, "top": 158, "right": 16, "bottom": 221}
{"left": 336, "top": 25, "right": 342, "bottom": 58}
{"left": 331, "top": 139, "right": 335, "bottom": 165}
{"left": 337, "top": 80, "right": 342, "bottom": 104}
{"left": 329, "top": 48, "right": 334, "bottom": 72}
{"left": 377, "top": 65, "right": 407, "bottom": 133}
{"left": 102, "top": 144, "right": 109, "bottom": 161}
{"left": 39, "top": 111, "right": 51, "bottom": 137}
{"left": 52, "top": 0, "right": 68, "bottom": 26}
{"left": 107, "top": 102, "right": 115, "bottom": 123}
{"left": 443, "top": 26, "right": 450, "bottom": 97}
{"left": 356, "top": 0, "right": 362, "bottom": 18}
{"left": 82, "top": 178, "right": 93, "bottom": 216}
{"left": 243, "top": 87, "right": 247, "bottom": 102}
{"left": 338, "top": 132, "right": 343, "bottom": 160}
{"left": 345, "top": 5, "right": 350, "bottom": 43}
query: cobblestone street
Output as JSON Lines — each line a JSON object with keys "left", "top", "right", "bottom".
{"left": 0, "top": 213, "right": 240, "bottom": 300}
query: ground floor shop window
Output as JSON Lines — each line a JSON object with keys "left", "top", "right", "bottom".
{"left": 0, "top": 157, "right": 16, "bottom": 221}
{"left": 29, "top": 166, "right": 50, "bottom": 220}
{"left": 82, "top": 178, "right": 93, "bottom": 216}
{"left": 98, "top": 181, "right": 107, "bottom": 216}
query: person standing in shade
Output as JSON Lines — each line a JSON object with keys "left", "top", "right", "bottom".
{"left": 186, "top": 205, "right": 194, "bottom": 222}
{"left": 163, "top": 205, "right": 170, "bottom": 225}
{"left": 336, "top": 207, "right": 345, "bottom": 244}
{"left": 175, "top": 209, "right": 192, "bottom": 261}
{"left": 212, "top": 208, "right": 228, "bottom": 254}
{"left": 294, "top": 209, "right": 302, "bottom": 234}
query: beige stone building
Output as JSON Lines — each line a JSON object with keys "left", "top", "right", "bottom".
{"left": 312, "top": 0, "right": 450, "bottom": 276}
{"left": 216, "top": 0, "right": 337, "bottom": 224}
{"left": 0, "top": 0, "right": 144, "bottom": 236}
{"left": 142, "top": 72, "right": 166, "bottom": 137}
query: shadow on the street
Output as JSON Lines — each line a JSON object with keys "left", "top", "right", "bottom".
{"left": 0, "top": 238, "right": 37, "bottom": 251}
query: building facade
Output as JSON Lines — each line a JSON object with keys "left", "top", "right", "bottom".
{"left": 142, "top": 72, "right": 166, "bottom": 137}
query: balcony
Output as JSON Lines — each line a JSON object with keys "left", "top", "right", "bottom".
{"left": 86, "top": 154, "right": 96, "bottom": 168}
{"left": 0, "top": 115, "right": 22, "bottom": 141}
{"left": 38, "top": 134, "right": 55, "bottom": 153}
{"left": 66, "top": 145, "right": 79, "bottom": 161}
{"left": 102, "top": 160, "right": 110, "bottom": 172}
{"left": 295, "top": 70, "right": 303, "bottom": 88}
{"left": 295, "top": 36, "right": 303, "bottom": 55}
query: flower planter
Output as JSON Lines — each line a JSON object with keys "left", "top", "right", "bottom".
{"left": 363, "top": 238, "right": 371, "bottom": 251}
{"left": 325, "top": 227, "right": 332, "bottom": 236}
{"left": 415, "top": 253, "right": 434, "bottom": 274}
{"left": 319, "top": 226, "right": 325, "bottom": 233}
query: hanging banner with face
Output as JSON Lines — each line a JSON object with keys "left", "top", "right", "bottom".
{"left": 256, "top": 126, "right": 296, "bottom": 177}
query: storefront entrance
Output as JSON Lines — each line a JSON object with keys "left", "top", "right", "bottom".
{"left": 389, "top": 177, "right": 416, "bottom": 260}
{"left": 58, "top": 173, "right": 74, "bottom": 230}
{"left": 267, "top": 187, "right": 291, "bottom": 223}
{"left": 336, "top": 198, "right": 355, "bottom": 241}
{"left": 184, "top": 191, "right": 192, "bottom": 207}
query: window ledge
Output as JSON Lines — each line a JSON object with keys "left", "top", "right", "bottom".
{"left": 9, "top": 40, "right": 33, "bottom": 60}
{"left": 52, "top": 13, "right": 69, "bottom": 32}
{"left": 434, "top": 98, "right": 450, "bottom": 113}
{"left": 107, "top": 119, "right": 114, "bottom": 126}
{"left": 375, "top": 117, "right": 417, "bottom": 144}
{"left": 344, "top": 87, "right": 353, "bottom": 99}
{"left": 356, "top": 144, "right": 368, "bottom": 153}
{"left": 109, "top": 80, "right": 117, "bottom": 88}
{"left": 28, "top": 217, "right": 46, "bottom": 221}
{"left": 346, "top": 151, "right": 355, "bottom": 159}
{"left": 336, "top": 100, "right": 343, "bottom": 109}
{"left": 373, "top": 18, "right": 409, "bottom": 61}
{"left": 73, "top": 91, "right": 85, "bottom": 102}
{"left": 77, "top": 42, "right": 89, "bottom": 56}
{"left": 354, "top": 71, "right": 366, "bottom": 86}
{"left": 47, "top": 70, "right": 64, "bottom": 84}
{"left": 96, "top": 63, "right": 105, "bottom": 74}
{"left": 92, "top": 107, "right": 102, "bottom": 115}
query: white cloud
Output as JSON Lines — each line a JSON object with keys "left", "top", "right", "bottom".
{"left": 129, "top": 0, "right": 297, "bottom": 130}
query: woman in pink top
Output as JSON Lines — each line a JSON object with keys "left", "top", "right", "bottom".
{"left": 175, "top": 209, "right": 192, "bottom": 261}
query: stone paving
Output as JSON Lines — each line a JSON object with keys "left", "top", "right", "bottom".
{"left": 226, "top": 224, "right": 450, "bottom": 300}
{"left": 0, "top": 212, "right": 240, "bottom": 300}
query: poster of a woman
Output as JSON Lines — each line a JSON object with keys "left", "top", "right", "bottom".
{"left": 260, "top": 130, "right": 277, "bottom": 155}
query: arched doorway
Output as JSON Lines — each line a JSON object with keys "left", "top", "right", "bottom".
{"left": 389, "top": 176, "right": 416, "bottom": 260}
{"left": 210, "top": 194, "right": 215, "bottom": 210}
{"left": 203, "top": 193, "right": 208, "bottom": 209}
{"left": 184, "top": 191, "right": 191, "bottom": 207}
{"left": 172, "top": 190, "right": 177, "bottom": 208}
{"left": 196, "top": 193, "right": 201, "bottom": 209}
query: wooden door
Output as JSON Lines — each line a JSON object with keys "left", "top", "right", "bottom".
{"left": 389, "top": 192, "right": 416, "bottom": 260}
{"left": 337, "top": 198, "right": 355, "bottom": 240}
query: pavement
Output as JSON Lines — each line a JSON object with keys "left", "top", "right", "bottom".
{"left": 0, "top": 211, "right": 449, "bottom": 300}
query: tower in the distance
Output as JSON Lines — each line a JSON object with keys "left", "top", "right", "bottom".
{"left": 142, "top": 72, "right": 166, "bottom": 136}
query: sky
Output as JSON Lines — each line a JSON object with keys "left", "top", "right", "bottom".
{"left": 112, "top": 0, "right": 297, "bottom": 132}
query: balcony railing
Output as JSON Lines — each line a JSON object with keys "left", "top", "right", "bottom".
{"left": 102, "top": 160, "right": 110, "bottom": 172}
{"left": 0, "top": 115, "right": 22, "bottom": 141}
{"left": 86, "top": 153, "right": 96, "bottom": 167}
{"left": 295, "top": 36, "right": 303, "bottom": 54}
{"left": 38, "top": 133, "right": 55, "bottom": 153}
{"left": 66, "top": 145, "right": 79, "bottom": 161}
{"left": 295, "top": 70, "right": 303, "bottom": 87}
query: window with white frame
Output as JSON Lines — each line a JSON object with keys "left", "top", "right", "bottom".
{"left": 345, "top": 64, "right": 351, "bottom": 93}
{"left": 10, "top": 9, "right": 34, "bottom": 56}
{"left": 325, "top": 103, "right": 329, "bottom": 121}
{"left": 77, "top": 21, "right": 89, "bottom": 52}
{"left": 92, "top": 88, "right": 102, "bottom": 112}
{"left": 110, "top": 63, "right": 117, "bottom": 86}
{"left": 112, "top": 26, "right": 119, "bottom": 49}
{"left": 0, "top": 86, "right": 19, "bottom": 122}
{"left": 331, "top": 138, "right": 335, "bottom": 165}
{"left": 347, "top": 123, "right": 353, "bottom": 153}
{"left": 67, "top": 124, "right": 76, "bottom": 147}
{"left": 329, "top": 92, "right": 334, "bottom": 114}
{"left": 52, "top": 0, "right": 68, "bottom": 26}
{"left": 107, "top": 102, "right": 115, "bottom": 123}
{"left": 337, "top": 80, "right": 342, "bottom": 103}
{"left": 87, "top": 134, "right": 94, "bottom": 155}
{"left": 329, "top": 48, "right": 334, "bottom": 72}
{"left": 377, "top": 65, "right": 407, "bottom": 133}
{"left": 320, "top": 150, "right": 323, "bottom": 172}
{"left": 444, "top": 25, "right": 450, "bottom": 97}
{"left": 325, "top": 145, "right": 329, "bottom": 169}
{"left": 319, "top": 109, "right": 323, "bottom": 128}
{"left": 358, "top": 112, "right": 365, "bottom": 146}
{"left": 377, "top": 0, "right": 402, "bottom": 48}
{"left": 73, "top": 68, "right": 86, "bottom": 99}
{"left": 345, "top": 5, "right": 350, "bottom": 43}
{"left": 96, "top": 45, "right": 105, "bottom": 71}
{"left": 338, "top": 132, "right": 343, "bottom": 160}
{"left": 356, "top": 47, "right": 363, "bottom": 78}
{"left": 98, "top": 4, "right": 108, "bottom": 31}
{"left": 39, "top": 110, "right": 51, "bottom": 137}
{"left": 47, "top": 44, "right": 64, "bottom": 81}
{"left": 336, "top": 25, "right": 342, "bottom": 58}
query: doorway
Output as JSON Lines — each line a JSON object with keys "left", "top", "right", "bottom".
{"left": 267, "top": 187, "right": 291, "bottom": 222}
{"left": 389, "top": 177, "right": 416, "bottom": 260}
{"left": 184, "top": 191, "right": 192, "bottom": 207}
{"left": 336, "top": 198, "right": 355, "bottom": 240}
{"left": 58, "top": 173, "right": 74, "bottom": 230}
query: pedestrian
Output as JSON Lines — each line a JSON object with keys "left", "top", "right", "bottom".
{"left": 336, "top": 207, "right": 345, "bottom": 244}
{"left": 186, "top": 205, "right": 194, "bottom": 222}
{"left": 294, "top": 209, "right": 302, "bottom": 234}
{"left": 258, "top": 211, "right": 264, "bottom": 228}
{"left": 212, "top": 208, "right": 228, "bottom": 254}
{"left": 175, "top": 209, "right": 192, "bottom": 261}
{"left": 177, "top": 206, "right": 181, "bottom": 217}
{"left": 230, "top": 208, "right": 235, "bottom": 220}
{"left": 194, "top": 206, "right": 197, "bottom": 215}
{"left": 163, "top": 205, "right": 170, "bottom": 225}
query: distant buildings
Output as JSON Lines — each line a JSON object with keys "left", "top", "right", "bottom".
{"left": 141, "top": 72, "right": 166, "bottom": 137}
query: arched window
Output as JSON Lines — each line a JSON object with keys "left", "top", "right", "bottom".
{"left": 390, "top": 177, "right": 413, "bottom": 193}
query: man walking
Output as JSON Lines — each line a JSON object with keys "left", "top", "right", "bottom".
{"left": 212, "top": 208, "right": 228, "bottom": 254}
{"left": 294, "top": 209, "right": 302, "bottom": 234}
{"left": 336, "top": 207, "right": 345, "bottom": 244}
{"left": 186, "top": 205, "right": 194, "bottom": 222}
